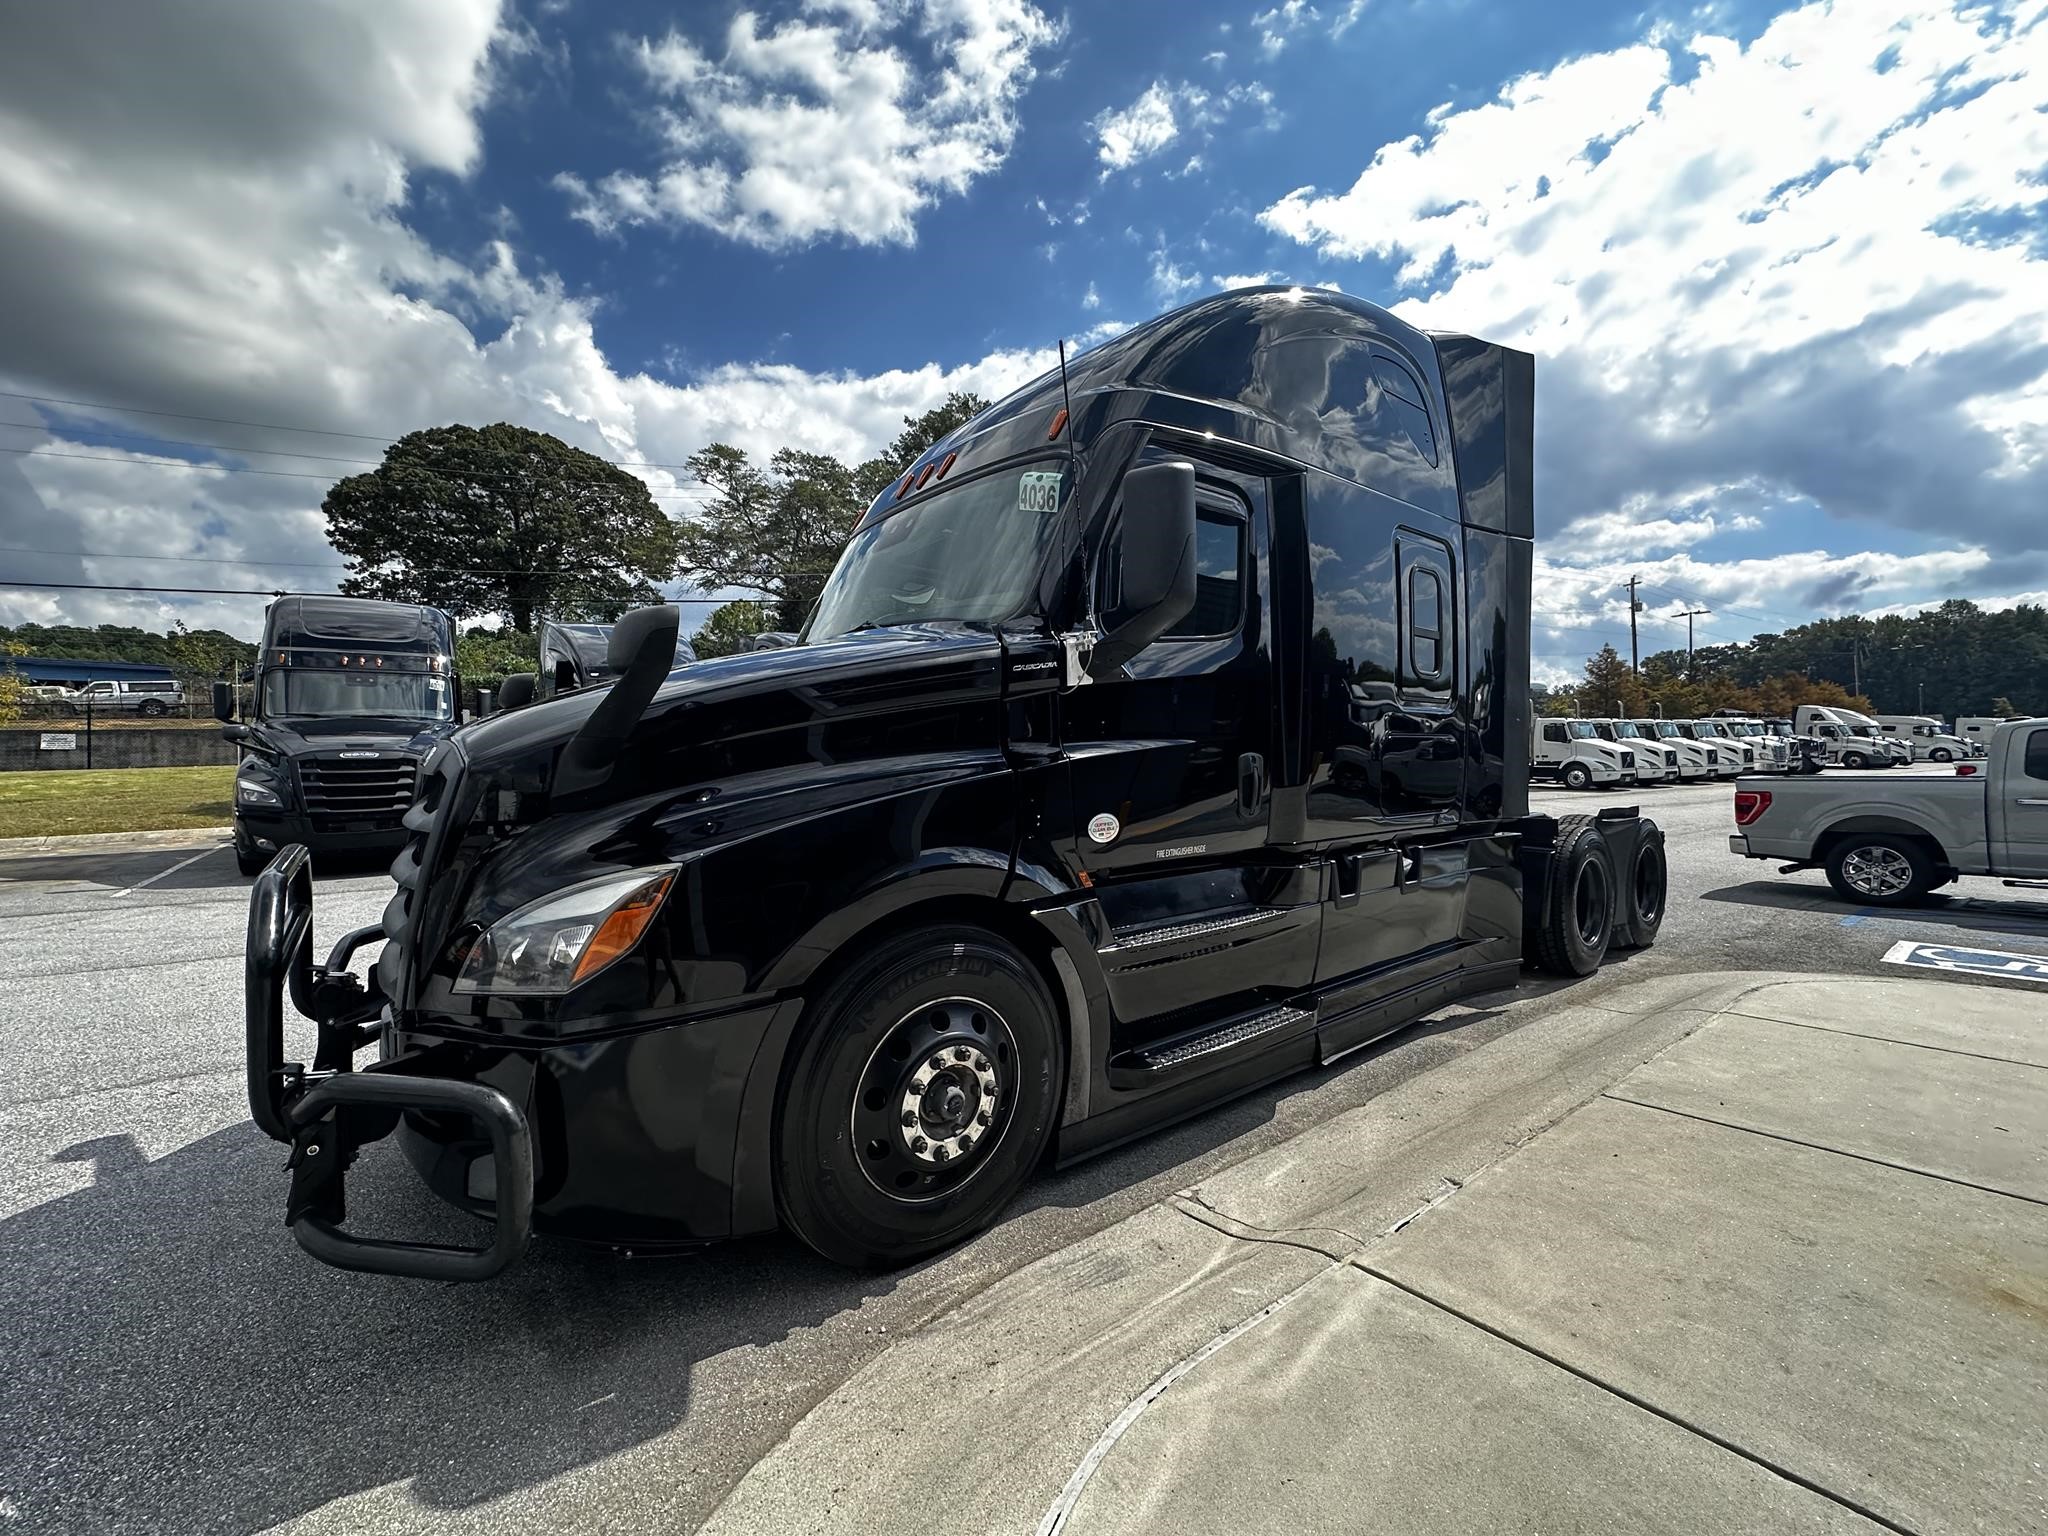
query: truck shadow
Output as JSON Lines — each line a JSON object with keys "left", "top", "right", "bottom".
{"left": 1701, "top": 879, "right": 2048, "bottom": 936}
{"left": 0, "top": 1123, "right": 872, "bottom": 1534}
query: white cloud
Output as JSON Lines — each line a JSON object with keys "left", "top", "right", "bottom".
{"left": 0, "top": 0, "right": 1079, "bottom": 635}
{"left": 1082, "top": 281, "right": 1101, "bottom": 310}
{"left": 1330, "top": 1, "right": 1369, "bottom": 39}
{"left": 1093, "top": 77, "right": 1276, "bottom": 177}
{"left": 1202, "top": 50, "right": 1228, "bottom": 68}
{"left": 1149, "top": 250, "right": 1206, "bottom": 304}
{"left": 1251, "top": 1, "right": 1319, "bottom": 57}
{"left": 1212, "top": 271, "right": 1279, "bottom": 290}
{"left": 1260, "top": 0, "right": 2048, "bottom": 612}
{"left": 559, "top": 1, "right": 1061, "bottom": 249}
{"left": 1094, "top": 82, "right": 1194, "bottom": 172}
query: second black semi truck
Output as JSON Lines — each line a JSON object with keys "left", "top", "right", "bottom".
{"left": 243, "top": 288, "right": 1665, "bottom": 1279}
{"left": 218, "top": 596, "right": 459, "bottom": 875}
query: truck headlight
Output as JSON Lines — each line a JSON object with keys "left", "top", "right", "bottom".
{"left": 454, "top": 867, "right": 677, "bottom": 995}
{"left": 236, "top": 777, "right": 282, "bottom": 808}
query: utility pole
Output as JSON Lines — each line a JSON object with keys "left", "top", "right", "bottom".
{"left": 1677, "top": 607, "right": 1711, "bottom": 677}
{"left": 1624, "top": 574, "right": 1643, "bottom": 674}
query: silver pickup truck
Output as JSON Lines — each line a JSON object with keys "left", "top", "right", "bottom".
{"left": 1728, "top": 718, "right": 2048, "bottom": 904}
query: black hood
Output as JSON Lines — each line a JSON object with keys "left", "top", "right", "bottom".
{"left": 250, "top": 717, "right": 447, "bottom": 756}
{"left": 456, "top": 625, "right": 1003, "bottom": 784}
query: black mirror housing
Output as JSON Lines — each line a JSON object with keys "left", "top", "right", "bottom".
{"left": 1089, "top": 460, "right": 1197, "bottom": 678}
{"left": 211, "top": 680, "right": 234, "bottom": 722}
{"left": 497, "top": 673, "right": 536, "bottom": 712}
{"left": 221, "top": 723, "right": 250, "bottom": 744}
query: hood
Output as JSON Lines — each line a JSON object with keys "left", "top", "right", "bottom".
{"left": 250, "top": 716, "right": 446, "bottom": 755}
{"left": 456, "top": 624, "right": 1005, "bottom": 783}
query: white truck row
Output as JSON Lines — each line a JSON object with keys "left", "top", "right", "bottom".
{"left": 1534, "top": 706, "right": 1988, "bottom": 789}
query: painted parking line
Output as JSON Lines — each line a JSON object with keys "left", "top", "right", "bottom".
{"left": 107, "top": 844, "right": 223, "bottom": 898}
{"left": 1881, "top": 939, "right": 2048, "bottom": 986}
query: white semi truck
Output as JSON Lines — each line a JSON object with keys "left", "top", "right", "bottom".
{"left": 1872, "top": 714, "right": 1973, "bottom": 763}
{"left": 1531, "top": 717, "right": 1638, "bottom": 790}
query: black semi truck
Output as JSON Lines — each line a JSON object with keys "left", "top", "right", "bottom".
{"left": 217, "top": 595, "right": 459, "bottom": 875}
{"left": 244, "top": 288, "right": 1666, "bottom": 1279}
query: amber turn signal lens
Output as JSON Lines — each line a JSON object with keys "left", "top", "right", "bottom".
{"left": 571, "top": 871, "right": 676, "bottom": 984}
{"left": 916, "top": 461, "right": 937, "bottom": 488}
{"left": 936, "top": 451, "right": 957, "bottom": 479}
{"left": 1047, "top": 407, "right": 1068, "bottom": 440}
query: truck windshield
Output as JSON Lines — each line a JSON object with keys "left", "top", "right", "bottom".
{"left": 263, "top": 669, "right": 451, "bottom": 721}
{"left": 1568, "top": 723, "right": 1597, "bottom": 739}
{"left": 1610, "top": 722, "right": 1641, "bottom": 738}
{"left": 805, "top": 461, "right": 1068, "bottom": 643}
{"left": 1642, "top": 722, "right": 1679, "bottom": 738}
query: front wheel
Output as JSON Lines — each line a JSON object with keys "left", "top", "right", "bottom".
{"left": 1561, "top": 763, "right": 1593, "bottom": 791}
{"left": 1824, "top": 835, "right": 1933, "bottom": 907}
{"left": 1841, "top": 751, "right": 1868, "bottom": 770}
{"left": 1930, "top": 748, "right": 1953, "bottom": 763}
{"left": 138, "top": 699, "right": 167, "bottom": 717}
{"left": 777, "top": 926, "right": 1064, "bottom": 1268}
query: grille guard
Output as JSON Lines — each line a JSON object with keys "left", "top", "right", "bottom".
{"left": 245, "top": 844, "right": 533, "bottom": 1280}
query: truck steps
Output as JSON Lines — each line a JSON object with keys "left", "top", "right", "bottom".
{"left": 1099, "top": 906, "right": 1289, "bottom": 964}
{"left": 1108, "top": 1002, "right": 1315, "bottom": 1087}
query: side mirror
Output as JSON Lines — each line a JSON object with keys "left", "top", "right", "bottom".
{"left": 497, "top": 673, "right": 536, "bottom": 712}
{"left": 221, "top": 723, "right": 250, "bottom": 744}
{"left": 1088, "top": 461, "right": 1197, "bottom": 679}
{"left": 211, "top": 680, "right": 234, "bottom": 722}
{"left": 752, "top": 632, "right": 799, "bottom": 651}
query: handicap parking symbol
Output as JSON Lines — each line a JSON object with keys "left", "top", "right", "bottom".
{"left": 1882, "top": 940, "right": 2048, "bottom": 986}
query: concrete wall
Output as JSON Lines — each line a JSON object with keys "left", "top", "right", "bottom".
{"left": 0, "top": 728, "right": 239, "bottom": 772}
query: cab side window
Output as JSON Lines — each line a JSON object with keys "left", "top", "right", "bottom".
{"left": 1543, "top": 722, "right": 1568, "bottom": 744}
{"left": 1101, "top": 492, "right": 1248, "bottom": 641}
{"left": 2024, "top": 729, "right": 2048, "bottom": 782}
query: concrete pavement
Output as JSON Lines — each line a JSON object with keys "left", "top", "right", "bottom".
{"left": 704, "top": 972, "right": 2048, "bottom": 1536}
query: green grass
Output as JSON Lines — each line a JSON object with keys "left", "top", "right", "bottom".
{"left": 0, "top": 765, "right": 235, "bottom": 838}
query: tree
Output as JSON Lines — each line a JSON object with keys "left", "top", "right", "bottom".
{"left": 692, "top": 600, "right": 772, "bottom": 658}
{"left": 677, "top": 392, "right": 989, "bottom": 634}
{"left": 0, "top": 640, "right": 25, "bottom": 726}
{"left": 455, "top": 625, "right": 538, "bottom": 686}
{"left": 1989, "top": 696, "right": 2021, "bottom": 718}
{"left": 165, "top": 620, "right": 253, "bottom": 697}
{"left": 322, "top": 423, "right": 678, "bottom": 633}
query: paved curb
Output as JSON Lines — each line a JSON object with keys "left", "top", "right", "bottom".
{"left": 0, "top": 825, "right": 233, "bottom": 859}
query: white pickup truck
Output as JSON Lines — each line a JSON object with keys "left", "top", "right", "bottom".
{"left": 1728, "top": 719, "right": 2048, "bottom": 904}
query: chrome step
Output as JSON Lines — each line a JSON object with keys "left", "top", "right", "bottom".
{"left": 1110, "top": 1003, "right": 1315, "bottom": 1086}
{"left": 1101, "top": 906, "right": 1287, "bottom": 959}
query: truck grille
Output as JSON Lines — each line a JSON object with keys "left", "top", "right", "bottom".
{"left": 297, "top": 754, "right": 419, "bottom": 830}
{"left": 377, "top": 743, "right": 457, "bottom": 1004}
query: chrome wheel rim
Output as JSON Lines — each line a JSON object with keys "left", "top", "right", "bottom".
{"left": 1842, "top": 845, "right": 1912, "bottom": 897}
{"left": 852, "top": 997, "right": 1015, "bottom": 1204}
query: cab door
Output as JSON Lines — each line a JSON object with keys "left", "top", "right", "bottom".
{"left": 1061, "top": 460, "right": 1317, "bottom": 1033}
{"left": 1995, "top": 725, "right": 2048, "bottom": 876}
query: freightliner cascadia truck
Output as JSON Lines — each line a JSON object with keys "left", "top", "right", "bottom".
{"left": 242, "top": 288, "right": 1668, "bottom": 1279}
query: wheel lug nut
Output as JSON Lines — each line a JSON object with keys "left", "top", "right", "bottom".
{"left": 911, "top": 1077, "right": 927, "bottom": 1093}
{"left": 912, "top": 1137, "right": 928, "bottom": 1153}
{"left": 902, "top": 1110, "right": 917, "bottom": 1126}
{"left": 954, "top": 1046, "right": 972, "bottom": 1061}
{"left": 929, "top": 1055, "right": 946, "bottom": 1072}
{"left": 934, "top": 1144, "right": 950, "bottom": 1161}
{"left": 976, "top": 1109, "right": 991, "bottom": 1125}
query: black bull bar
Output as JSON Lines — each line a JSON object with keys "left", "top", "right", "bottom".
{"left": 246, "top": 844, "right": 533, "bottom": 1280}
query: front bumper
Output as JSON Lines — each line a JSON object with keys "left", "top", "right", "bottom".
{"left": 236, "top": 806, "right": 409, "bottom": 859}
{"left": 246, "top": 846, "right": 533, "bottom": 1279}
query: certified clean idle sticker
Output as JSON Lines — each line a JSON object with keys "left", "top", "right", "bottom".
{"left": 1018, "top": 471, "right": 1063, "bottom": 514}
{"left": 1086, "top": 812, "right": 1120, "bottom": 844}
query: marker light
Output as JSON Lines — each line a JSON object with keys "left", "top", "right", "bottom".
{"left": 916, "top": 461, "right": 937, "bottom": 488}
{"left": 936, "top": 451, "right": 957, "bottom": 479}
{"left": 1047, "top": 407, "right": 1069, "bottom": 440}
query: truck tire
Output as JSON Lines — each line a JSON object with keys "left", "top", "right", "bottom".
{"left": 1824, "top": 834, "right": 1934, "bottom": 907}
{"left": 1929, "top": 747, "right": 1953, "bottom": 763}
{"left": 1841, "top": 751, "right": 1868, "bottom": 770}
{"left": 1528, "top": 816, "right": 1615, "bottom": 976}
{"left": 1616, "top": 823, "right": 1667, "bottom": 949}
{"left": 1561, "top": 762, "right": 1593, "bottom": 791}
{"left": 776, "top": 925, "right": 1064, "bottom": 1269}
{"left": 138, "top": 698, "right": 167, "bottom": 717}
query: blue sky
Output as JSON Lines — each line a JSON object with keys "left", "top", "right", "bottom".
{"left": 1, "top": 0, "right": 2044, "bottom": 683}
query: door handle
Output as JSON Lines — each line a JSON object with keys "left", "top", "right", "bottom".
{"left": 1396, "top": 846, "right": 1422, "bottom": 888}
{"left": 2019, "top": 798, "right": 2048, "bottom": 806}
{"left": 1237, "top": 752, "right": 1267, "bottom": 816}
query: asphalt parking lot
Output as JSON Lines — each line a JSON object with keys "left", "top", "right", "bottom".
{"left": 1, "top": 769, "right": 2043, "bottom": 1534}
